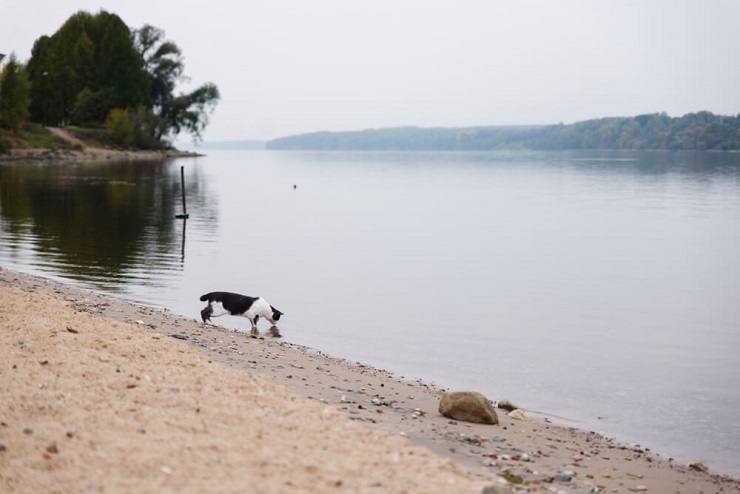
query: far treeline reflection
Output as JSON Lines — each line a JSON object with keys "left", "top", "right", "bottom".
{"left": 0, "top": 160, "right": 206, "bottom": 280}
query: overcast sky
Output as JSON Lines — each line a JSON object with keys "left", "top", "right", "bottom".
{"left": 3, "top": 1, "right": 738, "bottom": 142}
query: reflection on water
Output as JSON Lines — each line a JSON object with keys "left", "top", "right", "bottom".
{"left": 250, "top": 326, "right": 283, "bottom": 339}
{"left": 0, "top": 158, "right": 214, "bottom": 297}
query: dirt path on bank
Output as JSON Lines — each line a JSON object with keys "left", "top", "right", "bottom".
{"left": 45, "top": 127, "right": 91, "bottom": 149}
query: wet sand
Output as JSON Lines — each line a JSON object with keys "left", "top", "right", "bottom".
{"left": 1, "top": 267, "right": 737, "bottom": 493}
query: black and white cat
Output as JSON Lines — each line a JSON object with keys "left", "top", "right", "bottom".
{"left": 199, "top": 291, "right": 283, "bottom": 330}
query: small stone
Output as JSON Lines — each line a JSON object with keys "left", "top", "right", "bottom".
{"left": 23, "top": 427, "right": 33, "bottom": 435}
{"left": 46, "top": 442, "right": 59, "bottom": 454}
{"left": 438, "top": 391, "right": 499, "bottom": 425}
{"left": 0, "top": 443, "right": 6, "bottom": 452}
{"left": 497, "top": 399, "right": 518, "bottom": 412}
{"left": 553, "top": 473, "right": 572, "bottom": 482}
{"left": 508, "top": 408, "right": 531, "bottom": 421}
{"left": 66, "top": 430, "right": 76, "bottom": 438}
{"left": 689, "top": 462, "right": 708, "bottom": 473}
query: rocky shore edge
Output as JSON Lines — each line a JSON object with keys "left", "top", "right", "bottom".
{"left": 1, "top": 126, "right": 202, "bottom": 162}
{"left": 1, "top": 267, "right": 738, "bottom": 493}
{"left": 0, "top": 146, "right": 201, "bottom": 162}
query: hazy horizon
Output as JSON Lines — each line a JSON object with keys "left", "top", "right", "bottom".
{"left": 4, "top": 1, "right": 738, "bottom": 142}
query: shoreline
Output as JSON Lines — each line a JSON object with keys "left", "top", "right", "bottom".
{"left": 1, "top": 267, "right": 738, "bottom": 493}
{"left": 0, "top": 147, "right": 201, "bottom": 162}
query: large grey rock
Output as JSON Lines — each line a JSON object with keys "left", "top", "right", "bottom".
{"left": 438, "top": 391, "right": 499, "bottom": 425}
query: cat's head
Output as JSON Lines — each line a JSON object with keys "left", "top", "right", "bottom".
{"left": 269, "top": 305, "right": 283, "bottom": 324}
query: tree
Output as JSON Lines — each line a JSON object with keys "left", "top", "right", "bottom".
{"left": 134, "top": 24, "right": 219, "bottom": 143}
{"left": 0, "top": 53, "right": 32, "bottom": 132}
{"left": 26, "top": 10, "right": 150, "bottom": 127}
{"left": 24, "top": 11, "right": 219, "bottom": 146}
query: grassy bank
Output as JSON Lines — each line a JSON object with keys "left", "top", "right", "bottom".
{"left": 0, "top": 123, "right": 79, "bottom": 151}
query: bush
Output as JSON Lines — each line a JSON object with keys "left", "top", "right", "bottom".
{"left": 103, "top": 108, "right": 133, "bottom": 148}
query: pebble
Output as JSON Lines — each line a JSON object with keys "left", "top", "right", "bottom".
{"left": 23, "top": 427, "right": 33, "bottom": 435}
{"left": 0, "top": 443, "right": 6, "bottom": 452}
{"left": 508, "top": 409, "right": 531, "bottom": 421}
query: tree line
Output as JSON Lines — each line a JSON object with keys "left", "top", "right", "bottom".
{"left": 0, "top": 10, "right": 219, "bottom": 148}
{"left": 267, "top": 112, "right": 740, "bottom": 151}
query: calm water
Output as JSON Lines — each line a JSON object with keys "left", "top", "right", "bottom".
{"left": 1, "top": 150, "right": 739, "bottom": 476}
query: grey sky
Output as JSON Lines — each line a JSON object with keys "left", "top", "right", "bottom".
{"left": 3, "top": 0, "right": 738, "bottom": 141}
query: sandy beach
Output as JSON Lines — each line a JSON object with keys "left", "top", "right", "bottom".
{"left": 1, "top": 267, "right": 738, "bottom": 493}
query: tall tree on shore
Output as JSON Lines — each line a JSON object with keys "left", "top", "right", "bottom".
{"left": 0, "top": 53, "right": 32, "bottom": 132}
{"left": 25, "top": 11, "right": 219, "bottom": 146}
{"left": 133, "top": 24, "right": 220, "bottom": 143}
{"left": 26, "top": 10, "right": 150, "bottom": 126}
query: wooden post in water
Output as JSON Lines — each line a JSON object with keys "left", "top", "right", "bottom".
{"left": 176, "top": 165, "right": 189, "bottom": 219}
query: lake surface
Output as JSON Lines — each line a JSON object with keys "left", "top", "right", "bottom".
{"left": 1, "top": 150, "right": 739, "bottom": 476}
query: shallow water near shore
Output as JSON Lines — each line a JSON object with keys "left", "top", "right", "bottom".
{"left": 1, "top": 149, "right": 739, "bottom": 476}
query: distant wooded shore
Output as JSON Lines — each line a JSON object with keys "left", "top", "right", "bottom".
{"left": 266, "top": 111, "right": 740, "bottom": 151}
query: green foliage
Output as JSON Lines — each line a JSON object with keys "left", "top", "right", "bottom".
{"left": 0, "top": 54, "right": 32, "bottom": 132}
{"left": 267, "top": 112, "right": 740, "bottom": 151}
{"left": 134, "top": 24, "right": 220, "bottom": 143}
{"left": 134, "top": 25, "right": 183, "bottom": 111}
{"left": 22, "top": 12, "right": 219, "bottom": 148}
{"left": 104, "top": 108, "right": 134, "bottom": 148}
{"left": 26, "top": 10, "right": 150, "bottom": 127}
{"left": 162, "top": 83, "right": 220, "bottom": 142}
{"left": 130, "top": 106, "right": 168, "bottom": 150}
{"left": 72, "top": 87, "right": 116, "bottom": 126}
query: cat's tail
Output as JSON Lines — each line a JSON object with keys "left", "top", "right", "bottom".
{"left": 199, "top": 293, "right": 213, "bottom": 302}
